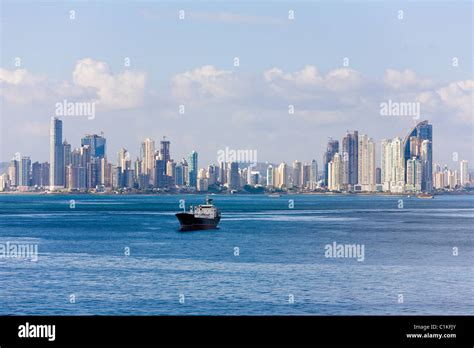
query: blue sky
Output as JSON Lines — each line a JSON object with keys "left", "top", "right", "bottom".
{"left": 1, "top": 0, "right": 473, "bottom": 167}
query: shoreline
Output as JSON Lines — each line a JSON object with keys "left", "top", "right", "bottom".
{"left": 0, "top": 191, "right": 472, "bottom": 196}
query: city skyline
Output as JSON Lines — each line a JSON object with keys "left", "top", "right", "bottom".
{"left": 0, "top": 116, "right": 471, "bottom": 194}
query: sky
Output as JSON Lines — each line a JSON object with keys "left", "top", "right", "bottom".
{"left": 0, "top": 0, "right": 473, "bottom": 168}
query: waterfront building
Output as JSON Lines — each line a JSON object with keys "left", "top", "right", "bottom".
{"left": 402, "top": 120, "right": 433, "bottom": 191}
{"left": 460, "top": 160, "right": 469, "bottom": 187}
{"left": 50, "top": 117, "right": 64, "bottom": 189}
{"left": 188, "top": 151, "right": 198, "bottom": 188}
{"left": 266, "top": 165, "right": 274, "bottom": 187}
{"left": 32, "top": 162, "right": 50, "bottom": 187}
{"left": 328, "top": 152, "right": 343, "bottom": 191}
{"left": 342, "top": 130, "right": 358, "bottom": 188}
{"left": 19, "top": 156, "right": 31, "bottom": 187}
{"left": 81, "top": 134, "right": 106, "bottom": 158}
{"left": 141, "top": 138, "right": 156, "bottom": 185}
{"left": 8, "top": 159, "right": 19, "bottom": 187}
{"left": 292, "top": 160, "right": 302, "bottom": 188}
{"left": 227, "top": 162, "right": 240, "bottom": 190}
{"left": 406, "top": 157, "right": 423, "bottom": 192}
{"left": 358, "top": 135, "right": 376, "bottom": 192}
{"left": 323, "top": 139, "right": 339, "bottom": 186}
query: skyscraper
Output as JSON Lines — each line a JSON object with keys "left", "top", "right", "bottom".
{"left": 19, "top": 156, "right": 31, "bottom": 187}
{"left": 50, "top": 117, "right": 64, "bottom": 189}
{"left": 460, "top": 160, "right": 469, "bottom": 187}
{"left": 420, "top": 139, "right": 433, "bottom": 192}
{"left": 302, "top": 163, "right": 311, "bottom": 189}
{"left": 160, "top": 137, "right": 171, "bottom": 164}
{"left": 275, "top": 162, "right": 288, "bottom": 189}
{"left": 358, "top": 135, "right": 376, "bottom": 192}
{"left": 328, "top": 152, "right": 342, "bottom": 191}
{"left": 227, "top": 162, "right": 240, "bottom": 190}
{"left": 188, "top": 151, "right": 198, "bottom": 188}
{"left": 141, "top": 138, "right": 155, "bottom": 185}
{"left": 8, "top": 159, "right": 19, "bottom": 187}
{"left": 402, "top": 120, "right": 432, "bottom": 191}
{"left": 406, "top": 157, "right": 422, "bottom": 192}
{"left": 381, "top": 137, "right": 404, "bottom": 192}
{"left": 323, "top": 139, "right": 339, "bottom": 186}
{"left": 266, "top": 165, "right": 274, "bottom": 187}
{"left": 292, "top": 160, "right": 302, "bottom": 188}
{"left": 310, "top": 159, "right": 318, "bottom": 187}
{"left": 81, "top": 134, "right": 106, "bottom": 158}
{"left": 342, "top": 130, "right": 358, "bottom": 188}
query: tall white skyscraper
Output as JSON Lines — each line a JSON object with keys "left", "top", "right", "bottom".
{"left": 141, "top": 138, "right": 155, "bottom": 185}
{"left": 460, "top": 160, "right": 469, "bottom": 187}
{"left": 406, "top": 157, "right": 423, "bottom": 191}
{"left": 328, "top": 152, "right": 342, "bottom": 191}
{"left": 266, "top": 165, "right": 274, "bottom": 187}
{"left": 50, "top": 117, "right": 64, "bottom": 189}
{"left": 358, "top": 135, "right": 376, "bottom": 191}
{"left": 381, "top": 137, "right": 404, "bottom": 193}
{"left": 292, "top": 160, "right": 302, "bottom": 188}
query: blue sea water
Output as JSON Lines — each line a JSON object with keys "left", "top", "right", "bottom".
{"left": 0, "top": 194, "right": 472, "bottom": 315}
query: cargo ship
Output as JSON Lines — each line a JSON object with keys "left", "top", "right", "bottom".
{"left": 175, "top": 197, "right": 221, "bottom": 231}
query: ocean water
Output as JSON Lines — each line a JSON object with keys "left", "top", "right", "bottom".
{"left": 0, "top": 194, "right": 472, "bottom": 315}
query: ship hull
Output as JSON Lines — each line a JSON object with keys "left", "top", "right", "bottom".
{"left": 175, "top": 212, "right": 220, "bottom": 231}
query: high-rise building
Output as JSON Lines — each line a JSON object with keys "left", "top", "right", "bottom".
{"left": 32, "top": 162, "right": 49, "bottom": 187}
{"left": 323, "top": 139, "right": 339, "bottom": 186}
{"left": 381, "top": 137, "right": 404, "bottom": 192}
{"left": 302, "top": 163, "right": 311, "bottom": 189}
{"left": 197, "top": 168, "right": 208, "bottom": 192}
{"left": 176, "top": 159, "right": 188, "bottom": 187}
{"left": 358, "top": 135, "right": 376, "bottom": 192}
{"left": 275, "top": 162, "right": 288, "bottom": 189}
{"left": 160, "top": 137, "right": 171, "bottom": 165}
{"left": 342, "top": 131, "right": 358, "bottom": 188}
{"left": 266, "top": 165, "right": 274, "bottom": 187}
{"left": 188, "top": 151, "right": 198, "bottom": 188}
{"left": 227, "top": 162, "right": 240, "bottom": 190}
{"left": 81, "top": 134, "right": 106, "bottom": 158}
{"left": 406, "top": 157, "right": 423, "bottom": 192}
{"left": 218, "top": 162, "right": 227, "bottom": 184}
{"left": 154, "top": 158, "right": 167, "bottom": 188}
{"left": 8, "top": 159, "right": 19, "bottom": 187}
{"left": 420, "top": 140, "right": 433, "bottom": 192}
{"left": 50, "top": 117, "right": 64, "bottom": 189}
{"left": 117, "top": 148, "right": 130, "bottom": 172}
{"left": 402, "top": 120, "right": 432, "bottom": 191}
{"left": 19, "top": 156, "right": 31, "bottom": 187}
{"left": 310, "top": 159, "right": 318, "bottom": 188}
{"left": 207, "top": 164, "right": 218, "bottom": 186}
{"left": 460, "top": 160, "right": 469, "bottom": 187}
{"left": 375, "top": 167, "right": 381, "bottom": 185}
{"left": 328, "top": 152, "right": 343, "bottom": 191}
{"left": 292, "top": 160, "right": 302, "bottom": 188}
{"left": 141, "top": 138, "right": 155, "bottom": 185}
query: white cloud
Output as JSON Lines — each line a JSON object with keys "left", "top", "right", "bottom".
{"left": 384, "top": 69, "right": 433, "bottom": 90}
{"left": 72, "top": 58, "right": 146, "bottom": 109}
{"left": 0, "top": 59, "right": 146, "bottom": 109}
{"left": 171, "top": 65, "right": 244, "bottom": 102}
{"left": 416, "top": 80, "right": 474, "bottom": 123}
